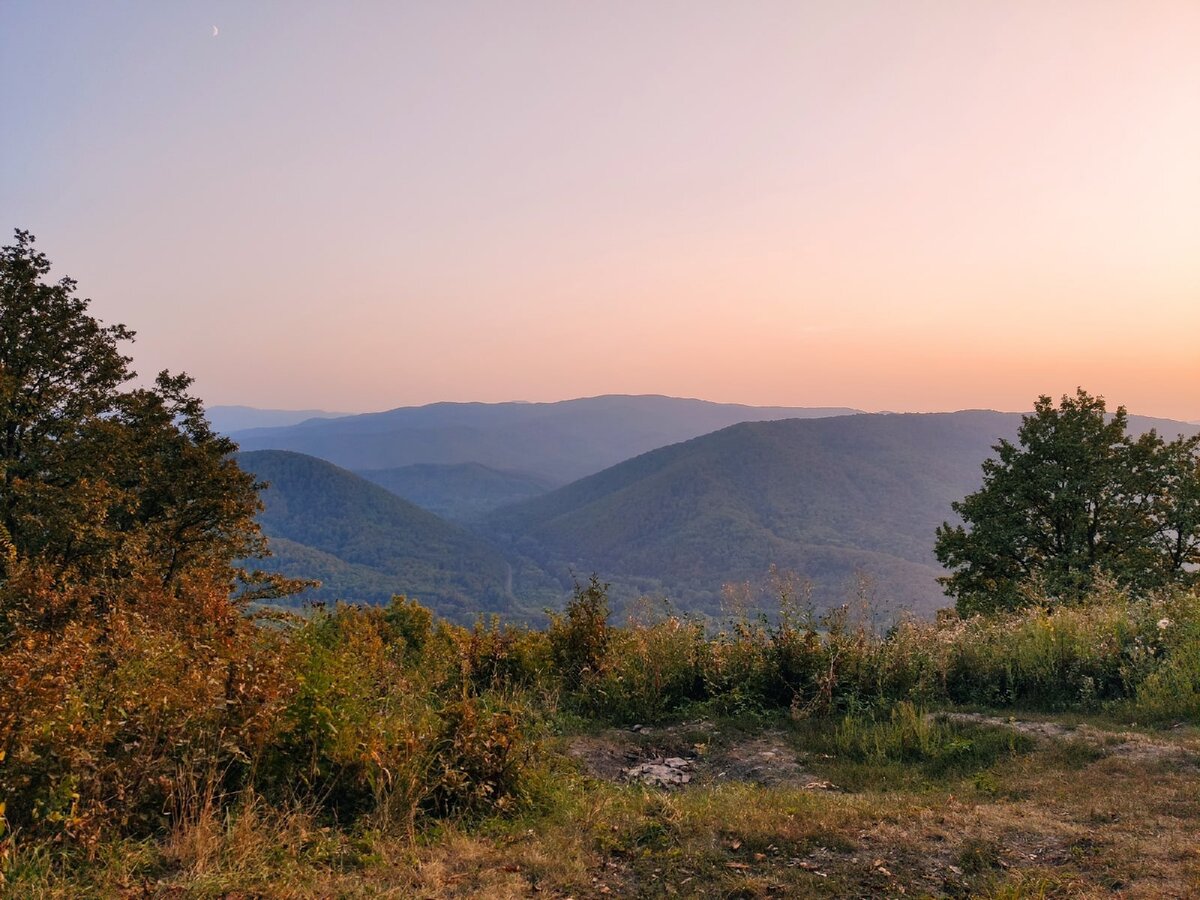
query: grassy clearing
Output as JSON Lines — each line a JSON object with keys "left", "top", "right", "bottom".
{"left": 7, "top": 710, "right": 1198, "bottom": 897}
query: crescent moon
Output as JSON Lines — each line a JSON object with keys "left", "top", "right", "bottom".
{"left": 212, "top": 25, "right": 219, "bottom": 37}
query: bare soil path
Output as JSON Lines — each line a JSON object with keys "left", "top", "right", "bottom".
{"left": 567, "top": 719, "right": 839, "bottom": 791}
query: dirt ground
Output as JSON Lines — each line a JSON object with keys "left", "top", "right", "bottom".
{"left": 555, "top": 714, "right": 1200, "bottom": 898}
{"left": 567, "top": 719, "right": 829, "bottom": 789}
{"left": 36, "top": 714, "right": 1200, "bottom": 897}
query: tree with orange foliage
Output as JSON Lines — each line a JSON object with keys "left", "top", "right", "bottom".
{"left": 0, "top": 230, "right": 292, "bottom": 624}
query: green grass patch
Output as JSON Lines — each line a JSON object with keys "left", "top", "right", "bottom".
{"left": 791, "top": 702, "right": 1034, "bottom": 791}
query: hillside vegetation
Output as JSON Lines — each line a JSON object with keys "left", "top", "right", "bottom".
{"left": 240, "top": 412, "right": 1200, "bottom": 621}
{"left": 8, "top": 579, "right": 1200, "bottom": 896}
{"left": 483, "top": 410, "right": 1198, "bottom": 617}
{"left": 356, "top": 461, "right": 554, "bottom": 522}
{"left": 484, "top": 412, "right": 1021, "bottom": 616}
{"left": 237, "top": 450, "right": 520, "bottom": 619}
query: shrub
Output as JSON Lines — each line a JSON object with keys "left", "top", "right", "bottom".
{"left": 0, "top": 564, "right": 293, "bottom": 848}
{"left": 426, "top": 694, "right": 536, "bottom": 818}
{"left": 382, "top": 595, "right": 435, "bottom": 654}
{"left": 863, "top": 616, "right": 944, "bottom": 705}
{"left": 457, "top": 616, "right": 552, "bottom": 695}
{"left": 939, "top": 594, "right": 1145, "bottom": 709}
{"left": 1127, "top": 592, "right": 1200, "bottom": 721}
{"left": 701, "top": 618, "right": 777, "bottom": 714}
{"left": 263, "top": 603, "right": 436, "bottom": 824}
{"left": 702, "top": 577, "right": 831, "bottom": 715}
{"left": 547, "top": 575, "right": 611, "bottom": 686}
{"left": 588, "top": 615, "right": 706, "bottom": 723}
{"left": 264, "top": 602, "right": 543, "bottom": 828}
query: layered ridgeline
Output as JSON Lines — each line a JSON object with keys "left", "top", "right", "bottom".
{"left": 356, "top": 463, "right": 555, "bottom": 523}
{"left": 207, "top": 406, "right": 348, "bottom": 433}
{"left": 236, "top": 450, "right": 522, "bottom": 621}
{"left": 236, "top": 412, "right": 1198, "bottom": 622}
{"left": 231, "top": 395, "right": 860, "bottom": 485}
{"left": 483, "top": 411, "right": 1200, "bottom": 617}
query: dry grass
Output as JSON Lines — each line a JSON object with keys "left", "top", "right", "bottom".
{"left": 9, "top": 715, "right": 1198, "bottom": 898}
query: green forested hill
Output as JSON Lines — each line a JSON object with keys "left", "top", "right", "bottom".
{"left": 355, "top": 462, "right": 553, "bottom": 523}
{"left": 236, "top": 450, "right": 518, "bottom": 620}
{"left": 484, "top": 410, "right": 1199, "bottom": 616}
{"left": 482, "top": 412, "right": 1026, "bottom": 616}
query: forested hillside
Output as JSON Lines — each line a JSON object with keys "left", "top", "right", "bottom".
{"left": 237, "top": 450, "right": 519, "bottom": 620}
{"left": 356, "top": 462, "right": 554, "bottom": 522}
{"left": 237, "top": 412, "right": 1198, "bottom": 620}
{"left": 485, "top": 411, "right": 1199, "bottom": 615}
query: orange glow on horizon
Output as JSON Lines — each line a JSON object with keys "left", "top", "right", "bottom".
{"left": 4, "top": 2, "right": 1198, "bottom": 421}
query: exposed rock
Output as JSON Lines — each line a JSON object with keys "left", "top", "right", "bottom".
{"left": 570, "top": 723, "right": 820, "bottom": 790}
{"left": 803, "top": 780, "right": 840, "bottom": 791}
{"left": 624, "top": 756, "right": 693, "bottom": 788}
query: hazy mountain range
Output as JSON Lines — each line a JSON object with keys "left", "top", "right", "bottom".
{"left": 480, "top": 413, "right": 1192, "bottom": 616}
{"left": 231, "top": 395, "right": 860, "bottom": 484}
{"left": 228, "top": 397, "right": 1199, "bottom": 622}
{"left": 208, "top": 406, "right": 348, "bottom": 434}
{"left": 482, "top": 411, "right": 1015, "bottom": 616}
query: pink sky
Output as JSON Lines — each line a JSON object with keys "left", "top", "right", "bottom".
{"left": 4, "top": 2, "right": 1198, "bottom": 420}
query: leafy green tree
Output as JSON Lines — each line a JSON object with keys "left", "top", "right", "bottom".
{"left": 935, "top": 389, "right": 1199, "bottom": 614}
{"left": 1143, "top": 432, "right": 1200, "bottom": 577}
{"left": 1, "top": 231, "right": 132, "bottom": 564}
{"left": 0, "top": 230, "right": 282, "bottom": 623}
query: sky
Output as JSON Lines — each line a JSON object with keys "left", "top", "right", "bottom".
{"left": 3, "top": 2, "right": 1198, "bottom": 420}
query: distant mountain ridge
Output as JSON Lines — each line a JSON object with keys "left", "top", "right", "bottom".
{"left": 480, "top": 411, "right": 1013, "bottom": 616}
{"left": 208, "top": 406, "right": 348, "bottom": 434}
{"left": 231, "top": 395, "right": 861, "bottom": 484}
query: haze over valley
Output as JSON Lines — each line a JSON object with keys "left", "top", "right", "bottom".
{"left": 229, "top": 395, "right": 860, "bottom": 484}
{"left": 232, "top": 397, "right": 1200, "bottom": 622}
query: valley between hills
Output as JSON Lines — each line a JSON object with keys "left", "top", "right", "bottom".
{"left": 228, "top": 395, "right": 1200, "bottom": 623}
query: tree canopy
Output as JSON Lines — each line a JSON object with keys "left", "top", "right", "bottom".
{"left": 0, "top": 230, "right": 283, "bottom": 628}
{"left": 935, "top": 389, "right": 1200, "bottom": 614}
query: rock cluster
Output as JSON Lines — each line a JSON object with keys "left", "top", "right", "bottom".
{"left": 623, "top": 756, "right": 693, "bottom": 788}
